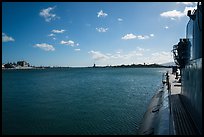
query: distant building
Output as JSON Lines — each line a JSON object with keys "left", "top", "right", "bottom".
{"left": 17, "top": 61, "right": 29, "bottom": 67}
{"left": 4, "top": 63, "right": 15, "bottom": 68}
{"left": 2, "top": 64, "right": 5, "bottom": 68}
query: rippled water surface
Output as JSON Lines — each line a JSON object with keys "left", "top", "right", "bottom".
{"left": 2, "top": 67, "right": 170, "bottom": 135}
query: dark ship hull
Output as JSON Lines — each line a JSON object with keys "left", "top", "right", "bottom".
{"left": 180, "top": 3, "right": 202, "bottom": 133}
{"left": 139, "top": 2, "right": 202, "bottom": 135}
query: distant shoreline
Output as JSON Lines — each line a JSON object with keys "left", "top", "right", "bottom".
{"left": 2, "top": 64, "right": 173, "bottom": 70}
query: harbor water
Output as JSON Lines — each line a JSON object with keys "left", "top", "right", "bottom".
{"left": 2, "top": 67, "right": 170, "bottom": 135}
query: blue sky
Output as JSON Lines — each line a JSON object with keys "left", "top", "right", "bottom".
{"left": 2, "top": 2, "right": 198, "bottom": 67}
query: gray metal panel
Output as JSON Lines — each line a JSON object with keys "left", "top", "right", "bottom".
{"left": 181, "top": 58, "right": 202, "bottom": 134}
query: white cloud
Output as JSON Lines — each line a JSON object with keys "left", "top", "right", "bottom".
{"left": 137, "top": 35, "right": 149, "bottom": 40}
{"left": 160, "top": 6, "right": 197, "bottom": 20}
{"left": 150, "top": 34, "right": 154, "bottom": 37}
{"left": 39, "top": 6, "right": 59, "bottom": 22}
{"left": 52, "top": 29, "right": 66, "bottom": 33}
{"left": 88, "top": 48, "right": 166, "bottom": 66}
{"left": 164, "top": 26, "right": 169, "bottom": 29}
{"left": 111, "top": 51, "right": 143, "bottom": 59}
{"left": 2, "top": 33, "right": 15, "bottom": 42}
{"left": 176, "top": 2, "right": 195, "bottom": 5}
{"left": 88, "top": 49, "right": 173, "bottom": 66}
{"left": 148, "top": 51, "right": 173, "bottom": 64}
{"left": 88, "top": 48, "right": 148, "bottom": 62}
{"left": 97, "top": 10, "right": 108, "bottom": 18}
{"left": 128, "top": 51, "right": 143, "bottom": 57}
{"left": 122, "top": 33, "right": 137, "bottom": 40}
{"left": 48, "top": 33, "right": 55, "bottom": 37}
{"left": 137, "top": 47, "right": 150, "bottom": 52}
{"left": 33, "top": 43, "right": 55, "bottom": 51}
{"left": 121, "top": 33, "right": 150, "bottom": 40}
{"left": 88, "top": 50, "right": 109, "bottom": 61}
{"left": 160, "top": 10, "right": 185, "bottom": 18}
{"left": 74, "top": 48, "right": 80, "bottom": 51}
{"left": 118, "top": 18, "right": 123, "bottom": 21}
{"left": 96, "top": 27, "right": 109, "bottom": 32}
{"left": 60, "top": 40, "right": 78, "bottom": 47}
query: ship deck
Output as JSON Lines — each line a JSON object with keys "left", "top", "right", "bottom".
{"left": 168, "top": 73, "right": 200, "bottom": 135}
